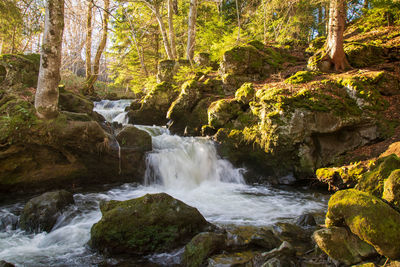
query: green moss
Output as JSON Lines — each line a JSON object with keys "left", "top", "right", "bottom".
{"left": 208, "top": 99, "right": 241, "bottom": 129}
{"left": 235, "top": 83, "right": 255, "bottom": 104}
{"left": 285, "top": 71, "right": 316, "bottom": 84}
{"left": 326, "top": 189, "right": 400, "bottom": 259}
{"left": 183, "top": 232, "right": 225, "bottom": 267}
{"left": 344, "top": 42, "right": 385, "bottom": 68}
{"left": 316, "top": 162, "right": 366, "bottom": 191}
{"left": 356, "top": 154, "right": 400, "bottom": 197}
{"left": 306, "top": 37, "right": 326, "bottom": 53}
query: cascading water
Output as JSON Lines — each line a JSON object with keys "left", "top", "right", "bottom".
{"left": 0, "top": 100, "right": 328, "bottom": 266}
{"left": 93, "top": 99, "right": 132, "bottom": 124}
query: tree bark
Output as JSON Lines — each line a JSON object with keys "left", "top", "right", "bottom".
{"left": 85, "top": 0, "right": 93, "bottom": 78}
{"left": 186, "top": 0, "right": 197, "bottom": 61}
{"left": 168, "top": 0, "right": 177, "bottom": 59}
{"left": 153, "top": 5, "right": 173, "bottom": 60}
{"left": 326, "top": 0, "right": 350, "bottom": 71}
{"left": 35, "top": 0, "right": 64, "bottom": 119}
{"left": 84, "top": 0, "right": 110, "bottom": 95}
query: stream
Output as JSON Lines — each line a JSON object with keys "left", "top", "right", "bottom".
{"left": 0, "top": 100, "right": 328, "bottom": 266}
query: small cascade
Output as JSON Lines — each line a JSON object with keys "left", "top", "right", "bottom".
{"left": 93, "top": 99, "right": 132, "bottom": 124}
{"left": 142, "top": 127, "right": 245, "bottom": 189}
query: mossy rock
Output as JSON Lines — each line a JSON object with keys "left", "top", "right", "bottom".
{"left": 313, "top": 226, "right": 377, "bottom": 265}
{"left": 90, "top": 193, "right": 211, "bottom": 255}
{"left": 183, "top": 232, "right": 226, "bottom": 267}
{"left": 383, "top": 169, "right": 400, "bottom": 208}
{"left": 157, "top": 60, "right": 178, "bottom": 83}
{"left": 208, "top": 99, "right": 242, "bottom": 129}
{"left": 316, "top": 162, "right": 367, "bottom": 191}
{"left": 208, "top": 251, "right": 260, "bottom": 267}
{"left": 326, "top": 189, "right": 400, "bottom": 259}
{"left": 285, "top": 71, "right": 316, "bottom": 84}
{"left": 0, "top": 54, "right": 40, "bottom": 89}
{"left": 344, "top": 42, "right": 385, "bottom": 68}
{"left": 225, "top": 225, "right": 281, "bottom": 251}
{"left": 235, "top": 82, "right": 255, "bottom": 105}
{"left": 306, "top": 37, "right": 326, "bottom": 54}
{"left": 59, "top": 87, "right": 94, "bottom": 114}
{"left": 356, "top": 154, "right": 400, "bottom": 197}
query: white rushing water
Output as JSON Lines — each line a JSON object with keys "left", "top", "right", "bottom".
{"left": 93, "top": 99, "right": 132, "bottom": 125}
{"left": 0, "top": 100, "right": 328, "bottom": 266}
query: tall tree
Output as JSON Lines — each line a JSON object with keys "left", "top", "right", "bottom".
{"left": 85, "top": 0, "right": 93, "bottom": 78}
{"left": 35, "top": 0, "right": 64, "bottom": 119}
{"left": 84, "top": 0, "right": 110, "bottom": 95}
{"left": 326, "top": 0, "right": 350, "bottom": 71}
{"left": 187, "top": 0, "right": 197, "bottom": 61}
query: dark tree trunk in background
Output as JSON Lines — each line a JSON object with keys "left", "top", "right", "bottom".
{"left": 35, "top": 0, "right": 64, "bottom": 119}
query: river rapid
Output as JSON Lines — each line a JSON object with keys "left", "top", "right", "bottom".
{"left": 0, "top": 100, "right": 328, "bottom": 266}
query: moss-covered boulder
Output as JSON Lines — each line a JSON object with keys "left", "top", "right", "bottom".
{"left": 115, "top": 125, "right": 152, "bottom": 176}
{"left": 208, "top": 99, "right": 242, "bottom": 129}
{"left": 157, "top": 60, "right": 178, "bottom": 83}
{"left": 313, "top": 226, "right": 377, "bottom": 265}
{"left": 59, "top": 86, "right": 94, "bottom": 115}
{"left": 127, "top": 82, "right": 178, "bottom": 125}
{"left": 383, "top": 169, "right": 400, "bottom": 208}
{"left": 208, "top": 251, "right": 261, "bottom": 267}
{"left": 326, "top": 189, "right": 400, "bottom": 259}
{"left": 356, "top": 154, "right": 400, "bottom": 197}
{"left": 235, "top": 83, "right": 255, "bottom": 105}
{"left": 316, "top": 162, "right": 368, "bottom": 191}
{"left": 19, "top": 190, "right": 74, "bottom": 233}
{"left": 220, "top": 41, "right": 286, "bottom": 91}
{"left": 344, "top": 42, "right": 385, "bottom": 68}
{"left": 0, "top": 54, "right": 40, "bottom": 89}
{"left": 90, "top": 193, "right": 212, "bottom": 255}
{"left": 183, "top": 232, "right": 226, "bottom": 267}
{"left": 166, "top": 79, "right": 221, "bottom": 135}
{"left": 285, "top": 71, "right": 316, "bottom": 84}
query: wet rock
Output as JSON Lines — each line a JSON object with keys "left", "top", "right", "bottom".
{"left": 208, "top": 251, "right": 261, "bottom": 267}
{"left": 225, "top": 225, "right": 281, "bottom": 251}
{"left": 383, "top": 169, "right": 400, "bottom": 208}
{"left": 20, "top": 190, "right": 74, "bottom": 233}
{"left": 90, "top": 193, "right": 212, "bottom": 255}
{"left": 259, "top": 241, "right": 297, "bottom": 267}
{"left": 0, "top": 260, "right": 15, "bottom": 267}
{"left": 326, "top": 189, "right": 400, "bottom": 259}
{"left": 116, "top": 125, "right": 152, "bottom": 176}
{"left": 272, "top": 222, "right": 313, "bottom": 255}
{"left": 313, "top": 226, "right": 377, "bottom": 265}
{"left": 296, "top": 214, "right": 317, "bottom": 227}
{"left": 183, "top": 232, "right": 226, "bottom": 267}
{"left": 0, "top": 213, "right": 18, "bottom": 231}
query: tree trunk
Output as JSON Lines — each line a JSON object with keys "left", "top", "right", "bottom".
{"left": 84, "top": 0, "right": 110, "bottom": 95}
{"left": 85, "top": 1, "right": 93, "bottom": 78}
{"left": 235, "top": 0, "right": 240, "bottom": 43}
{"left": 168, "top": 0, "right": 177, "bottom": 59}
{"left": 326, "top": 0, "right": 350, "bottom": 71}
{"left": 34, "top": 0, "right": 64, "bottom": 119}
{"left": 153, "top": 6, "right": 173, "bottom": 60}
{"left": 186, "top": 0, "right": 197, "bottom": 61}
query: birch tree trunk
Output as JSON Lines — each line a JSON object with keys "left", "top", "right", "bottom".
{"left": 168, "top": 0, "right": 177, "bottom": 59}
{"left": 34, "top": 0, "right": 64, "bottom": 119}
{"left": 326, "top": 0, "right": 350, "bottom": 71}
{"left": 84, "top": 0, "right": 110, "bottom": 95}
{"left": 154, "top": 6, "right": 173, "bottom": 60}
{"left": 186, "top": 0, "right": 197, "bottom": 61}
{"left": 85, "top": 1, "right": 93, "bottom": 78}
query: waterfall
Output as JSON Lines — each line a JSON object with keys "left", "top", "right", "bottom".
{"left": 93, "top": 99, "right": 132, "bottom": 124}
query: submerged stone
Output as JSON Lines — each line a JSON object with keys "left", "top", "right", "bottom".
{"left": 90, "top": 193, "right": 211, "bottom": 255}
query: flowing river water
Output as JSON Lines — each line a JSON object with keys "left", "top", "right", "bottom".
{"left": 0, "top": 100, "right": 328, "bottom": 266}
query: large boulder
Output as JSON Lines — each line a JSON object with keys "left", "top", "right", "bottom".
{"left": 225, "top": 225, "right": 281, "bottom": 251}
{"left": 208, "top": 99, "right": 242, "bottom": 129}
{"left": 127, "top": 82, "right": 178, "bottom": 125}
{"left": 313, "top": 226, "right": 377, "bottom": 265}
{"left": 326, "top": 189, "right": 400, "bottom": 259}
{"left": 383, "top": 169, "right": 400, "bottom": 208}
{"left": 59, "top": 86, "right": 94, "bottom": 115}
{"left": 90, "top": 193, "right": 212, "bottom": 255}
{"left": 115, "top": 125, "right": 152, "bottom": 176}
{"left": 19, "top": 190, "right": 74, "bottom": 233}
